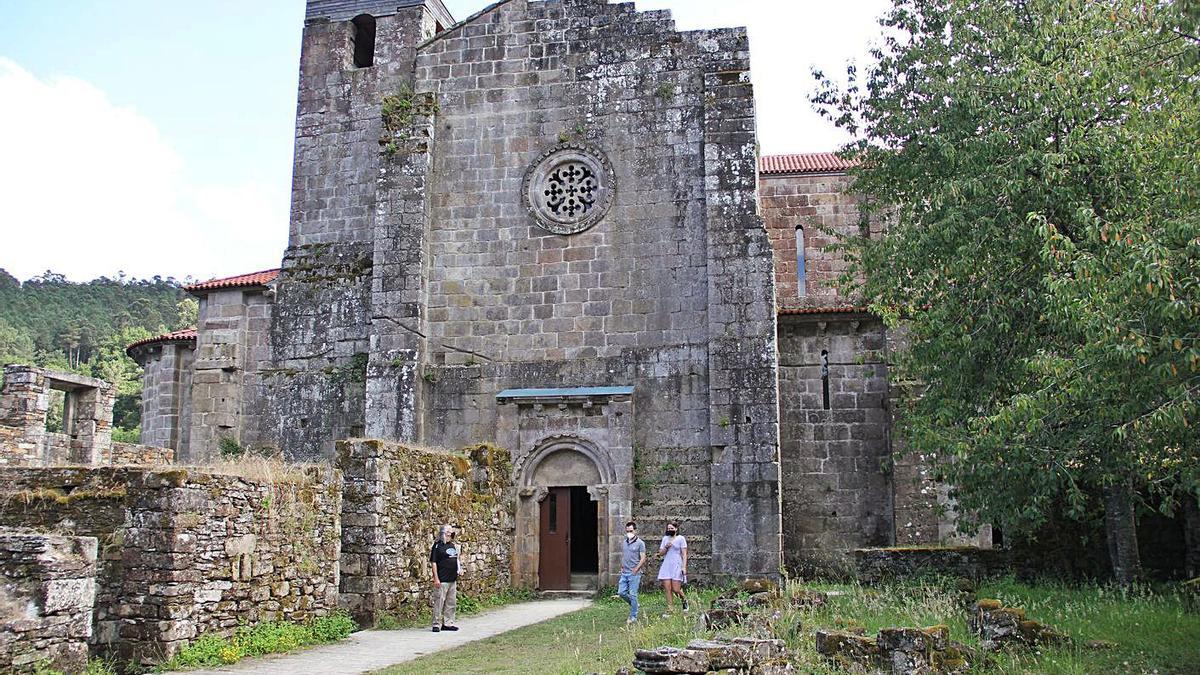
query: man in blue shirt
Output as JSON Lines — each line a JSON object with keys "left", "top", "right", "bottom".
{"left": 618, "top": 521, "right": 646, "bottom": 624}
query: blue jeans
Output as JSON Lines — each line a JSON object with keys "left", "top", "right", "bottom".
{"left": 618, "top": 572, "right": 642, "bottom": 619}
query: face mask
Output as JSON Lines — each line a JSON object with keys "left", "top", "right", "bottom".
{"left": 626, "top": 531, "right": 636, "bottom": 540}
{"left": 666, "top": 529, "right": 677, "bottom": 536}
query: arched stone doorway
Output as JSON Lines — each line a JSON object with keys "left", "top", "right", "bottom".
{"left": 513, "top": 434, "right": 631, "bottom": 590}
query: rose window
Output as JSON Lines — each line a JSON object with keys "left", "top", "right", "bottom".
{"left": 524, "top": 144, "right": 615, "bottom": 235}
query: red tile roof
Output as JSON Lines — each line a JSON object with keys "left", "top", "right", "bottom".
{"left": 760, "top": 153, "right": 857, "bottom": 175}
{"left": 778, "top": 306, "right": 871, "bottom": 316}
{"left": 185, "top": 269, "right": 280, "bottom": 293}
{"left": 126, "top": 328, "right": 197, "bottom": 356}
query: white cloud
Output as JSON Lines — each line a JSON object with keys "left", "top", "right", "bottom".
{"left": 0, "top": 58, "right": 286, "bottom": 283}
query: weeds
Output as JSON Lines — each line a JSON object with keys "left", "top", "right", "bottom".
{"left": 155, "top": 611, "right": 356, "bottom": 671}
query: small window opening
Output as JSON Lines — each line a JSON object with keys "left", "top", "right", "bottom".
{"left": 351, "top": 14, "right": 377, "bottom": 68}
{"left": 821, "top": 350, "right": 831, "bottom": 410}
{"left": 795, "top": 225, "right": 808, "bottom": 297}
{"left": 548, "top": 492, "right": 558, "bottom": 533}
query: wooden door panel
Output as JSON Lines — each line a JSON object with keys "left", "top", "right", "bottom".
{"left": 538, "top": 487, "right": 571, "bottom": 590}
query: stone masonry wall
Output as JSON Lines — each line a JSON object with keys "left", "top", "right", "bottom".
{"left": 0, "top": 466, "right": 341, "bottom": 666}
{"left": 760, "top": 172, "right": 883, "bottom": 309}
{"left": 0, "top": 530, "right": 97, "bottom": 674}
{"left": 777, "top": 316, "right": 894, "bottom": 576}
{"left": 190, "top": 289, "right": 275, "bottom": 462}
{"left": 0, "top": 365, "right": 115, "bottom": 467}
{"left": 337, "top": 439, "right": 513, "bottom": 626}
{"left": 108, "top": 442, "right": 175, "bottom": 465}
{"left": 136, "top": 341, "right": 194, "bottom": 455}
{"left": 0, "top": 468, "right": 132, "bottom": 655}
{"left": 265, "top": 2, "right": 443, "bottom": 460}
{"left": 366, "top": 0, "right": 781, "bottom": 582}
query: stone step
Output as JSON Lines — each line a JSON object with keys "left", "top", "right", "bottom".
{"left": 538, "top": 589, "right": 597, "bottom": 600}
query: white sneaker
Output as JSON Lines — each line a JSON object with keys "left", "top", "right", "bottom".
{"left": 626, "top": 617, "right": 637, "bottom": 625}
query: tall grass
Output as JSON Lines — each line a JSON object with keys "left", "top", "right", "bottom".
{"left": 381, "top": 578, "right": 1199, "bottom": 675}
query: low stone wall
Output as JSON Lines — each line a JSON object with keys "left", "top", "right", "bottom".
{"left": 0, "top": 467, "right": 132, "bottom": 656}
{"left": 337, "top": 440, "right": 515, "bottom": 625}
{"left": 855, "top": 546, "right": 1011, "bottom": 583}
{"left": 108, "top": 441, "right": 175, "bottom": 465}
{"left": 0, "top": 529, "right": 98, "bottom": 674}
{"left": 0, "top": 465, "right": 342, "bottom": 665}
{"left": 43, "top": 431, "right": 73, "bottom": 463}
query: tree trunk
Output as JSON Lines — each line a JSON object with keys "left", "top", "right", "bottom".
{"left": 1103, "top": 479, "right": 1142, "bottom": 586}
{"left": 1184, "top": 493, "right": 1200, "bottom": 580}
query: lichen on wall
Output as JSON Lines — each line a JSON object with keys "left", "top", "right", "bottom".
{"left": 337, "top": 439, "right": 514, "bottom": 626}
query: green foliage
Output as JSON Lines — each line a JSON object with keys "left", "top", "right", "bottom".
{"left": 156, "top": 611, "right": 357, "bottom": 671}
{"left": 112, "top": 426, "right": 141, "bottom": 444}
{"left": 812, "top": 1, "right": 1200, "bottom": 546}
{"left": 218, "top": 436, "right": 245, "bottom": 459}
{"left": 31, "top": 657, "right": 118, "bottom": 675}
{"left": 0, "top": 269, "right": 192, "bottom": 433}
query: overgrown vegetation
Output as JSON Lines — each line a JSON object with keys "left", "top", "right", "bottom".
{"left": 32, "top": 657, "right": 118, "bottom": 675}
{"left": 0, "top": 269, "right": 195, "bottom": 436}
{"left": 812, "top": 0, "right": 1200, "bottom": 583}
{"left": 154, "top": 611, "right": 356, "bottom": 671}
{"left": 380, "top": 83, "right": 438, "bottom": 157}
{"left": 383, "top": 578, "right": 1200, "bottom": 674}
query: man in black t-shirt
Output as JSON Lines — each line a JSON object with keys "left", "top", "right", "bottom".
{"left": 429, "top": 523, "right": 461, "bottom": 632}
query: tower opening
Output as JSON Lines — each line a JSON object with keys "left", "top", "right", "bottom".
{"left": 351, "top": 14, "right": 376, "bottom": 68}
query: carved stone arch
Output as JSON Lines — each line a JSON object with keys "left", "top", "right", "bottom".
{"left": 517, "top": 433, "right": 615, "bottom": 488}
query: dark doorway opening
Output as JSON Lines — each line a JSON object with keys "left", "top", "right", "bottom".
{"left": 538, "top": 485, "right": 599, "bottom": 590}
{"left": 569, "top": 486, "right": 598, "bottom": 574}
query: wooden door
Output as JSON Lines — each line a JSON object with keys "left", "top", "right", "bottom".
{"left": 538, "top": 487, "right": 571, "bottom": 590}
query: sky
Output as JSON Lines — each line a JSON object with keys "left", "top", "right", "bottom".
{"left": 0, "top": 0, "right": 888, "bottom": 283}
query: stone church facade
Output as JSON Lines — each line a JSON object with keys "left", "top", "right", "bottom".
{"left": 129, "top": 0, "right": 966, "bottom": 586}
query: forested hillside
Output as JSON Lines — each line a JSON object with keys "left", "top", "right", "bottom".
{"left": 0, "top": 268, "right": 197, "bottom": 435}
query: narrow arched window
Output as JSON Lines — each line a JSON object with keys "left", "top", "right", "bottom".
{"left": 821, "top": 350, "right": 831, "bottom": 410}
{"left": 351, "top": 14, "right": 376, "bottom": 68}
{"left": 795, "top": 225, "right": 808, "bottom": 297}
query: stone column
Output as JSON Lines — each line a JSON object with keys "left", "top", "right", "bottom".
{"left": 699, "top": 29, "right": 783, "bottom": 581}
{"left": 70, "top": 381, "right": 114, "bottom": 465}
{"left": 0, "top": 365, "right": 49, "bottom": 466}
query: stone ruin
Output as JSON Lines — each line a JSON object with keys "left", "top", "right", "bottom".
{"left": 0, "top": 440, "right": 513, "bottom": 672}
{"left": 0, "top": 364, "right": 174, "bottom": 468}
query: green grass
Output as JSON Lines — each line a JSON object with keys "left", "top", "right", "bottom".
{"left": 154, "top": 610, "right": 357, "bottom": 671}
{"left": 376, "top": 579, "right": 1200, "bottom": 675}
{"left": 373, "top": 586, "right": 542, "bottom": 630}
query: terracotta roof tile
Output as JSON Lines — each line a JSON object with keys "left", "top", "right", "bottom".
{"left": 185, "top": 269, "right": 280, "bottom": 293}
{"left": 760, "top": 153, "right": 857, "bottom": 175}
{"left": 126, "top": 328, "right": 197, "bottom": 356}
{"left": 778, "top": 306, "right": 871, "bottom": 316}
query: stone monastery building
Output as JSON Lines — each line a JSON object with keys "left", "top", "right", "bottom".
{"left": 128, "top": 0, "right": 969, "bottom": 587}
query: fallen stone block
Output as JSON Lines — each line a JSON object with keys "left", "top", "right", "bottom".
{"left": 789, "top": 588, "right": 829, "bottom": 609}
{"left": 815, "top": 629, "right": 881, "bottom": 671}
{"left": 970, "top": 599, "right": 1069, "bottom": 651}
{"left": 878, "top": 626, "right": 950, "bottom": 674}
{"left": 632, "top": 647, "right": 711, "bottom": 674}
{"left": 703, "top": 606, "right": 746, "bottom": 630}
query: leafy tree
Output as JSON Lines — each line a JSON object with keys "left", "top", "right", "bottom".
{"left": 814, "top": 0, "right": 1200, "bottom": 583}
{"left": 0, "top": 318, "right": 34, "bottom": 365}
{"left": 0, "top": 268, "right": 193, "bottom": 434}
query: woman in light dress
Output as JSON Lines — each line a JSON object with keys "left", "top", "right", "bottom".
{"left": 656, "top": 521, "right": 688, "bottom": 615}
